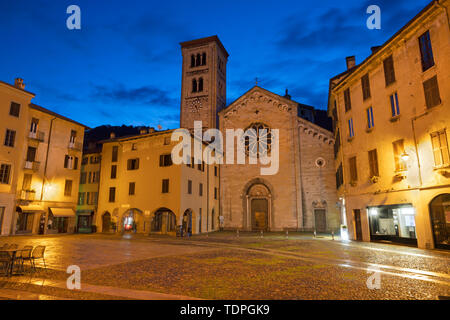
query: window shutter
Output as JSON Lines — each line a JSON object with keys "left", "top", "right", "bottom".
{"left": 64, "top": 155, "right": 69, "bottom": 168}
{"left": 74, "top": 157, "right": 78, "bottom": 170}
{"left": 344, "top": 89, "right": 351, "bottom": 112}
{"left": 160, "top": 155, "right": 164, "bottom": 167}
{"left": 439, "top": 132, "right": 449, "bottom": 165}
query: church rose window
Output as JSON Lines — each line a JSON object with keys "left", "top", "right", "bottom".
{"left": 243, "top": 123, "right": 272, "bottom": 157}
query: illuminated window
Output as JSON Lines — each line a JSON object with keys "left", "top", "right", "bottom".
{"left": 348, "top": 118, "right": 354, "bottom": 138}
{"left": 390, "top": 92, "right": 400, "bottom": 117}
{"left": 366, "top": 106, "right": 374, "bottom": 129}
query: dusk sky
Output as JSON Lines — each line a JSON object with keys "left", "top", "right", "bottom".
{"left": 0, "top": 0, "right": 431, "bottom": 129}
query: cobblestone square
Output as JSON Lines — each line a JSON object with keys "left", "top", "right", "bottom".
{"left": 0, "top": 232, "right": 449, "bottom": 300}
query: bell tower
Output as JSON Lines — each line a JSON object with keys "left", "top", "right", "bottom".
{"left": 180, "top": 35, "right": 228, "bottom": 131}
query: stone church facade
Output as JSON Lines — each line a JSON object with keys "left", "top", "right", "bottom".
{"left": 179, "top": 36, "right": 340, "bottom": 233}
{"left": 218, "top": 87, "right": 340, "bottom": 232}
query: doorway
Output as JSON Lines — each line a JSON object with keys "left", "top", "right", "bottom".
{"left": 354, "top": 209, "right": 363, "bottom": 241}
{"left": 102, "top": 212, "right": 111, "bottom": 232}
{"left": 429, "top": 194, "right": 450, "bottom": 250}
{"left": 314, "top": 209, "right": 327, "bottom": 233}
{"left": 251, "top": 199, "right": 268, "bottom": 231}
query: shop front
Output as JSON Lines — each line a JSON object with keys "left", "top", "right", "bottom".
{"left": 367, "top": 204, "right": 417, "bottom": 246}
{"left": 47, "top": 207, "right": 76, "bottom": 234}
{"left": 76, "top": 210, "right": 95, "bottom": 233}
{"left": 16, "top": 205, "right": 44, "bottom": 235}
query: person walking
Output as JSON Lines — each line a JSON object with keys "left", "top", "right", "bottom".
{"left": 219, "top": 215, "right": 224, "bottom": 231}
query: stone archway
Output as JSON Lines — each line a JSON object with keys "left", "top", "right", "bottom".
{"left": 151, "top": 208, "right": 177, "bottom": 234}
{"left": 121, "top": 208, "right": 144, "bottom": 233}
{"left": 429, "top": 194, "right": 450, "bottom": 250}
{"left": 243, "top": 181, "right": 273, "bottom": 231}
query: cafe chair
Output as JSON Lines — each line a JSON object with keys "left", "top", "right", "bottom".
{"left": 19, "top": 246, "right": 34, "bottom": 272}
{"left": 31, "top": 246, "right": 46, "bottom": 271}
{"left": 0, "top": 251, "right": 12, "bottom": 276}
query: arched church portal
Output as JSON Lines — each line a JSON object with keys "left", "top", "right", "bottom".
{"left": 246, "top": 183, "right": 272, "bottom": 231}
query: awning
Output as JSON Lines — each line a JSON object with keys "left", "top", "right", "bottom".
{"left": 17, "top": 205, "right": 45, "bottom": 212}
{"left": 49, "top": 208, "right": 76, "bottom": 217}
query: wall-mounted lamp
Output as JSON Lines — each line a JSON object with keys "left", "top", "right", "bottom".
{"left": 401, "top": 152, "right": 410, "bottom": 162}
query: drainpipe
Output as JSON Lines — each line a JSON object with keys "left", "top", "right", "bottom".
{"left": 40, "top": 117, "right": 56, "bottom": 234}
{"left": 411, "top": 114, "right": 427, "bottom": 187}
{"left": 206, "top": 150, "right": 209, "bottom": 233}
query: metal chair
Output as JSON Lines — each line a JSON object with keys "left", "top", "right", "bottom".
{"left": 31, "top": 246, "right": 46, "bottom": 271}
{"left": 0, "top": 251, "right": 12, "bottom": 276}
{"left": 9, "top": 244, "right": 18, "bottom": 250}
{"left": 18, "top": 246, "right": 33, "bottom": 272}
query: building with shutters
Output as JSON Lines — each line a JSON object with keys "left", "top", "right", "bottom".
{"left": 328, "top": 0, "right": 450, "bottom": 249}
{"left": 95, "top": 129, "right": 219, "bottom": 235}
{"left": 0, "top": 78, "right": 88, "bottom": 236}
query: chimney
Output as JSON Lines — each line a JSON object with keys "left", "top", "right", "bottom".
{"left": 110, "top": 132, "right": 116, "bottom": 139}
{"left": 345, "top": 56, "right": 356, "bottom": 70}
{"left": 284, "top": 89, "right": 291, "bottom": 100}
{"left": 14, "top": 78, "right": 25, "bottom": 90}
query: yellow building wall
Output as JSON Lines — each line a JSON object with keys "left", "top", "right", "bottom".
{"left": 330, "top": 1, "right": 450, "bottom": 248}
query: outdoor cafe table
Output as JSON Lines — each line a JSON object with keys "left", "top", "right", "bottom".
{"left": 0, "top": 248, "right": 29, "bottom": 277}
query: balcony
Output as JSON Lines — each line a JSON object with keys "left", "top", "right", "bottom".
{"left": 20, "top": 190, "right": 36, "bottom": 201}
{"left": 68, "top": 141, "right": 82, "bottom": 151}
{"left": 24, "top": 160, "right": 40, "bottom": 172}
{"left": 28, "top": 131, "right": 45, "bottom": 142}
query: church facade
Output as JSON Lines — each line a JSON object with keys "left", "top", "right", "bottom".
{"left": 179, "top": 36, "right": 341, "bottom": 233}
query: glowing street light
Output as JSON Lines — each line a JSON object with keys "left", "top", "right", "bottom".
{"left": 401, "top": 152, "right": 410, "bottom": 162}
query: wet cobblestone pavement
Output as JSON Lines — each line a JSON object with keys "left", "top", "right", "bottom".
{"left": 0, "top": 232, "right": 449, "bottom": 299}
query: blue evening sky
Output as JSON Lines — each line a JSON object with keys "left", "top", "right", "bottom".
{"left": 0, "top": 0, "right": 431, "bottom": 129}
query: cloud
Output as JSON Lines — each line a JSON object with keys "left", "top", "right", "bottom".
{"left": 92, "top": 84, "right": 178, "bottom": 107}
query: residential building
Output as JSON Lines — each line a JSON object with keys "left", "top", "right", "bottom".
{"left": 76, "top": 141, "right": 102, "bottom": 233}
{"left": 0, "top": 78, "right": 88, "bottom": 235}
{"left": 328, "top": 0, "right": 450, "bottom": 249}
{"left": 96, "top": 129, "right": 219, "bottom": 235}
